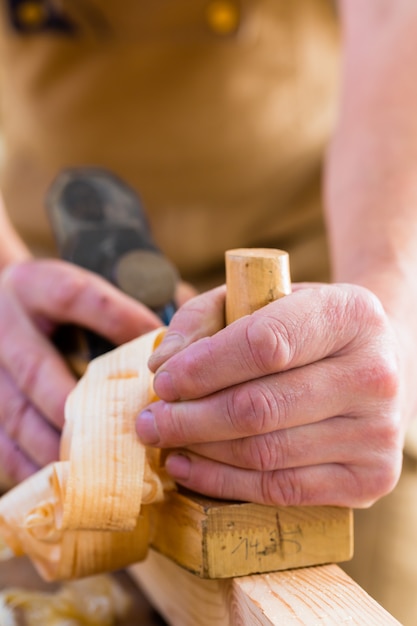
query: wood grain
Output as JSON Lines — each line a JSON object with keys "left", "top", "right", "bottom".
{"left": 225, "top": 248, "right": 291, "bottom": 322}
{"left": 131, "top": 549, "right": 401, "bottom": 625}
{"left": 149, "top": 489, "right": 353, "bottom": 578}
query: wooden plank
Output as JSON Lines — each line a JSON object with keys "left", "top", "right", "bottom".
{"left": 148, "top": 490, "right": 353, "bottom": 578}
{"left": 130, "top": 549, "right": 402, "bottom": 626}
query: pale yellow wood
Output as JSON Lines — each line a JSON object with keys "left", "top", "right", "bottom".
{"left": 0, "top": 329, "right": 171, "bottom": 581}
{"left": 130, "top": 549, "right": 401, "bottom": 626}
{"left": 149, "top": 490, "right": 353, "bottom": 578}
{"left": 225, "top": 248, "right": 291, "bottom": 323}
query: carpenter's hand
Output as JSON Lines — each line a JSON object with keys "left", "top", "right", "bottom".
{"left": 0, "top": 259, "right": 161, "bottom": 488}
{"left": 136, "top": 284, "right": 403, "bottom": 507}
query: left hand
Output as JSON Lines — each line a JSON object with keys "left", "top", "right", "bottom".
{"left": 136, "top": 283, "right": 403, "bottom": 508}
{"left": 0, "top": 259, "right": 162, "bottom": 488}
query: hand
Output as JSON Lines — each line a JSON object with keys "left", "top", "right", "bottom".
{"left": 0, "top": 259, "right": 161, "bottom": 488}
{"left": 136, "top": 283, "right": 403, "bottom": 507}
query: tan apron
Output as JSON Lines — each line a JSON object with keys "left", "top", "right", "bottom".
{"left": 0, "top": 0, "right": 340, "bottom": 287}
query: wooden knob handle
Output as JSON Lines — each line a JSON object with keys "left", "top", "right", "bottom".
{"left": 225, "top": 248, "right": 291, "bottom": 324}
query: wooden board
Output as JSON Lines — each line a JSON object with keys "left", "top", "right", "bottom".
{"left": 130, "top": 549, "right": 401, "bottom": 626}
{"left": 148, "top": 489, "right": 353, "bottom": 578}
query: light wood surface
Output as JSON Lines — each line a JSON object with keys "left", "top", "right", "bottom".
{"left": 149, "top": 489, "right": 353, "bottom": 578}
{"left": 225, "top": 248, "right": 291, "bottom": 322}
{"left": 131, "top": 549, "right": 402, "bottom": 626}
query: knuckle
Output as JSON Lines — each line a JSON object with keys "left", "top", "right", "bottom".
{"left": 238, "top": 431, "right": 288, "bottom": 472}
{"left": 226, "top": 383, "right": 281, "bottom": 437}
{"left": 184, "top": 336, "right": 217, "bottom": 379}
{"left": 245, "top": 316, "right": 293, "bottom": 374}
{"left": 345, "top": 284, "right": 384, "bottom": 323}
{"left": 346, "top": 414, "right": 403, "bottom": 505}
{"left": 261, "top": 468, "right": 302, "bottom": 506}
{"left": 1, "top": 395, "right": 28, "bottom": 442}
{"left": 335, "top": 285, "right": 390, "bottom": 347}
{"left": 378, "top": 410, "right": 403, "bottom": 452}
{"left": 349, "top": 451, "right": 402, "bottom": 507}
{"left": 371, "top": 424, "right": 403, "bottom": 498}
{"left": 12, "top": 351, "right": 43, "bottom": 398}
{"left": 373, "top": 457, "right": 402, "bottom": 500}
{"left": 200, "top": 464, "right": 231, "bottom": 501}
{"left": 168, "top": 403, "right": 191, "bottom": 445}
{"left": 363, "top": 354, "right": 400, "bottom": 401}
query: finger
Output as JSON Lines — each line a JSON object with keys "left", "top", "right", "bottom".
{"left": 0, "top": 427, "right": 38, "bottom": 486}
{"left": 2, "top": 260, "right": 162, "bottom": 344}
{"left": 137, "top": 352, "right": 398, "bottom": 446}
{"left": 148, "top": 286, "right": 226, "bottom": 371}
{"left": 0, "top": 293, "right": 76, "bottom": 429}
{"left": 152, "top": 282, "right": 319, "bottom": 370}
{"left": 0, "top": 368, "right": 61, "bottom": 466}
{"left": 151, "top": 284, "right": 390, "bottom": 402}
{"left": 164, "top": 450, "right": 402, "bottom": 508}
{"left": 187, "top": 412, "right": 397, "bottom": 471}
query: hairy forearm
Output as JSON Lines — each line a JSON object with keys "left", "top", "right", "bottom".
{"left": 327, "top": 1, "right": 417, "bottom": 284}
{"left": 325, "top": 1, "right": 417, "bottom": 427}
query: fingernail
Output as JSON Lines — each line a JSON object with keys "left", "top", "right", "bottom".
{"left": 136, "top": 410, "right": 160, "bottom": 445}
{"left": 153, "top": 371, "right": 179, "bottom": 401}
{"left": 165, "top": 453, "right": 191, "bottom": 480}
{"left": 148, "top": 332, "right": 184, "bottom": 370}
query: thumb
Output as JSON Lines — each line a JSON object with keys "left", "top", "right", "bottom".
{"left": 148, "top": 285, "right": 226, "bottom": 371}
